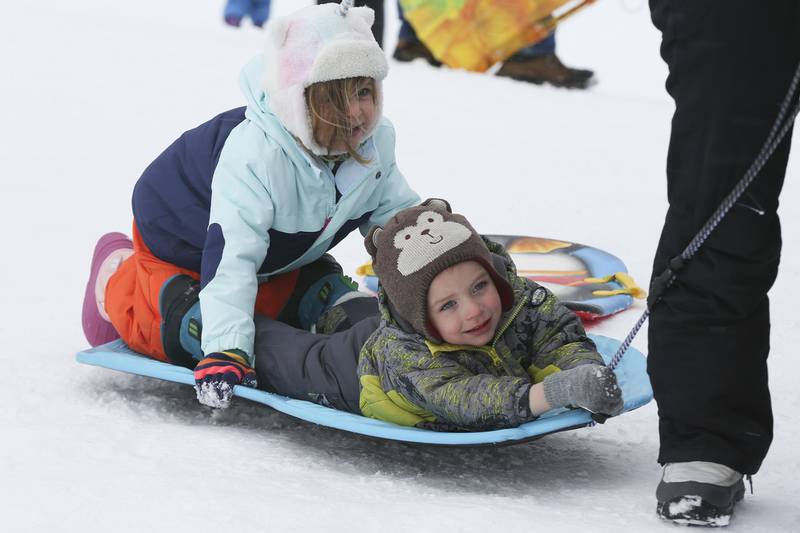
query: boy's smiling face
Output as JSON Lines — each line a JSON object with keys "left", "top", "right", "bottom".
{"left": 426, "top": 261, "right": 502, "bottom": 346}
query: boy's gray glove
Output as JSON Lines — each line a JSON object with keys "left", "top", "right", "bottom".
{"left": 543, "top": 364, "right": 624, "bottom": 417}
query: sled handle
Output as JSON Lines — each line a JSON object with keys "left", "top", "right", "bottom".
{"left": 585, "top": 272, "right": 647, "bottom": 299}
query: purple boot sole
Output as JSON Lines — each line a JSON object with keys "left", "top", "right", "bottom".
{"left": 81, "top": 232, "right": 133, "bottom": 346}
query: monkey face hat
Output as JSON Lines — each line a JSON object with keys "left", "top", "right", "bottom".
{"left": 365, "top": 199, "right": 513, "bottom": 342}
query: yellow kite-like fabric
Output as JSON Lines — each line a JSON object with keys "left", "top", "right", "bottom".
{"left": 399, "top": 0, "right": 594, "bottom": 72}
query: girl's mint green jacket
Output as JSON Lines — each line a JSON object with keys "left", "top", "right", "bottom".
{"left": 132, "top": 55, "right": 419, "bottom": 364}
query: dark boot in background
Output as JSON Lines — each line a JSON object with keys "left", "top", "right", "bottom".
{"left": 496, "top": 52, "right": 595, "bottom": 89}
{"left": 392, "top": 38, "right": 442, "bottom": 67}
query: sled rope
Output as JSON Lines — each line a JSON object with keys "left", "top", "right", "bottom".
{"left": 606, "top": 58, "right": 800, "bottom": 372}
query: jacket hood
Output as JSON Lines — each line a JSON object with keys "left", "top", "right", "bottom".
{"left": 239, "top": 55, "right": 311, "bottom": 165}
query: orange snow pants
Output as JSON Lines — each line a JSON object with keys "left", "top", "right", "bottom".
{"left": 105, "top": 224, "right": 299, "bottom": 362}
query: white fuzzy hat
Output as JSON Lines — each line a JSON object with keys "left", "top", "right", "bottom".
{"left": 262, "top": 1, "right": 389, "bottom": 156}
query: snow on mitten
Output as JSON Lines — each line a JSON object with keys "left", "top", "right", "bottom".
{"left": 194, "top": 350, "right": 257, "bottom": 409}
{"left": 543, "top": 364, "right": 623, "bottom": 417}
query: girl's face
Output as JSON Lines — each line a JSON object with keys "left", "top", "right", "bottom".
{"left": 311, "top": 78, "right": 377, "bottom": 153}
{"left": 426, "top": 261, "right": 502, "bottom": 346}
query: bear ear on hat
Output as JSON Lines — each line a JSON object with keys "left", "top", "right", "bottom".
{"left": 421, "top": 198, "right": 451, "bottom": 212}
{"left": 364, "top": 225, "right": 383, "bottom": 259}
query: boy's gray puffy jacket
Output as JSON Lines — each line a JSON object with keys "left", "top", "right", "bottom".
{"left": 357, "top": 239, "right": 603, "bottom": 431}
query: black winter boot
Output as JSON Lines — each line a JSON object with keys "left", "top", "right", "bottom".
{"left": 277, "top": 255, "right": 366, "bottom": 331}
{"left": 159, "top": 274, "right": 202, "bottom": 369}
{"left": 656, "top": 462, "right": 746, "bottom": 527}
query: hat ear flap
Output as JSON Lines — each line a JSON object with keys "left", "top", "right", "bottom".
{"left": 364, "top": 225, "right": 383, "bottom": 258}
{"left": 421, "top": 198, "right": 451, "bottom": 212}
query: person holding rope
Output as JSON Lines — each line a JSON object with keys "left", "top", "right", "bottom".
{"left": 648, "top": 0, "right": 800, "bottom": 526}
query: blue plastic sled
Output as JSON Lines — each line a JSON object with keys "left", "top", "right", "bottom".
{"left": 76, "top": 334, "right": 652, "bottom": 446}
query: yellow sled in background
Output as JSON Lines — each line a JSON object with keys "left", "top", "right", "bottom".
{"left": 399, "top": 0, "right": 596, "bottom": 72}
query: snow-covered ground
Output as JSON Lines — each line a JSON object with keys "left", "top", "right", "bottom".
{"left": 2, "top": 1, "right": 798, "bottom": 531}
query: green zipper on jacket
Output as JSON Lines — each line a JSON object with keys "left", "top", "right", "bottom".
{"left": 491, "top": 296, "right": 527, "bottom": 349}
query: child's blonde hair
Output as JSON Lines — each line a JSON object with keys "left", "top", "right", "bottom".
{"left": 306, "top": 77, "right": 377, "bottom": 164}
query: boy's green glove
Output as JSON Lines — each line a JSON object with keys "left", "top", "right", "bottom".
{"left": 543, "top": 364, "right": 624, "bottom": 417}
{"left": 193, "top": 350, "right": 257, "bottom": 409}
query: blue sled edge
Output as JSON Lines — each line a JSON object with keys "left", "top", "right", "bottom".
{"left": 76, "top": 334, "right": 652, "bottom": 445}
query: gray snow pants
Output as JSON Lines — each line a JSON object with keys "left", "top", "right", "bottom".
{"left": 252, "top": 314, "right": 379, "bottom": 414}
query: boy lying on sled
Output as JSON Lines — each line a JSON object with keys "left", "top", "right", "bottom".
{"left": 250, "top": 199, "right": 623, "bottom": 431}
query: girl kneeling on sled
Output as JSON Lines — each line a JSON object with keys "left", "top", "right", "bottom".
{"left": 81, "top": 1, "right": 419, "bottom": 409}
{"left": 251, "top": 200, "right": 624, "bottom": 430}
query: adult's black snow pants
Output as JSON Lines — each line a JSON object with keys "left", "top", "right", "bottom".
{"left": 648, "top": 0, "right": 800, "bottom": 475}
{"left": 252, "top": 314, "right": 379, "bottom": 414}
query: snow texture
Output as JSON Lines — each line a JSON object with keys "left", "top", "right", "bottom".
{"left": 1, "top": 1, "right": 799, "bottom": 532}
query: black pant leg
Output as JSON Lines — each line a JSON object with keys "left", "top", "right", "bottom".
{"left": 253, "top": 314, "right": 379, "bottom": 414}
{"left": 647, "top": 0, "right": 800, "bottom": 474}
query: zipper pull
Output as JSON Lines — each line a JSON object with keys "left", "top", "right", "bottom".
{"left": 746, "top": 474, "right": 754, "bottom": 494}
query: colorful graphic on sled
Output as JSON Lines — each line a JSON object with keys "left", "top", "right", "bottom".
{"left": 357, "top": 235, "right": 645, "bottom": 321}
{"left": 76, "top": 334, "right": 652, "bottom": 446}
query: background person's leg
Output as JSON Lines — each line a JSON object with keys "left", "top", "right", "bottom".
{"left": 515, "top": 32, "right": 556, "bottom": 58}
{"left": 250, "top": 0, "right": 271, "bottom": 27}
{"left": 223, "top": 0, "right": 250, "bottom": 27}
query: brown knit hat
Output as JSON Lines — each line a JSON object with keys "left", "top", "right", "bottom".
{"left": 365, "top": 199, "right": 513, "bottom": 342}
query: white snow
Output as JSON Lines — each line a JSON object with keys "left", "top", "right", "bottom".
{"left": 2, "top": 1, "right": 799, "bottom": 531}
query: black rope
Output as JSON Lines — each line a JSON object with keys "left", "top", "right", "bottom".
{"left": 607, "top": 59, "right": 800, "bottom": 371}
